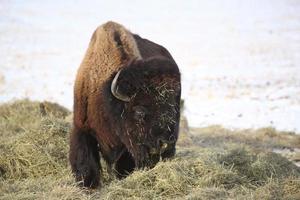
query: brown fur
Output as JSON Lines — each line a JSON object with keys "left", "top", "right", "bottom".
{"left": 69, "top": 21, "right": 181, "bottom": 188}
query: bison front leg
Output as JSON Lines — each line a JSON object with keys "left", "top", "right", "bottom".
{"left": 69, "top": 128, "right": 101, "bottom": 188}
{"left": 114, "top": 150, "right": 136, "bottom": 178}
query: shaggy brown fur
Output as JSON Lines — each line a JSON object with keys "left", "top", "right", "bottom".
{"left": 69, "top": 21, "right": 181, "bottom": 188}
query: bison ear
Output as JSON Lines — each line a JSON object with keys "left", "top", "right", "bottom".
{"left": 111, "top": 70, "right": 131, "bottom": 102}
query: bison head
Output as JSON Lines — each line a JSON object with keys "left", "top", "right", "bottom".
{"left": 108, "top": 57, "right": 181, "bottom": 168}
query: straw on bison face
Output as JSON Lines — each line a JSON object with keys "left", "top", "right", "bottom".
{"left": 69, "top": 21, "right": 181, "bottom": 188}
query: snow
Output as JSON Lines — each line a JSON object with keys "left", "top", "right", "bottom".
{"left": 0, "top": 0, "right": 300, "bottom": 132}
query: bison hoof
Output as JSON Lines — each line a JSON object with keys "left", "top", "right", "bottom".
{"left": 75, "top": 168, "right": 100, "bottom": 188}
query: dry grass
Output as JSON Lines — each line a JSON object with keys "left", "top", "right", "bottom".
{"left": 0, "top": 99, "right": 300, "bottom": 200}
{"left": 0, "top": 100, "right": 70, "bottom": 180}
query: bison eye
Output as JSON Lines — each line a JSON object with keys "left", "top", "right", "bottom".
{"left": 133, "top": 106, "right": 147, "bottom": 121}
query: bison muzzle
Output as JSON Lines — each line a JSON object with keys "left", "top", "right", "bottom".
{"left": 69, "top": 21, "right": 181, "bottom": 188}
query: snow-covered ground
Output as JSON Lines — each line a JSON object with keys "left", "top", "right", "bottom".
{"left": 0, "top": 0, "right": 299, "bottom": 132}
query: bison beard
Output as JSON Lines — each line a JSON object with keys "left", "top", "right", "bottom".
{"left": 69, "top": 21, "right": 181, "bottom": 188}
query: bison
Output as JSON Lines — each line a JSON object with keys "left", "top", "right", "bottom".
{"left": 69, "top": 21, "right": 181, "bottom": 188}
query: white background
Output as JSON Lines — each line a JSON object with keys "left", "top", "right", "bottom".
{"left": 0, "top": 0, "right": 299, "bottom": 132}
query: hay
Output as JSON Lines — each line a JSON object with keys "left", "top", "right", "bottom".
{"left": 0, "top": 100, "right": 71, "bottom": 180}
{"left": 218, "top": 148, "right": 300, "bottom": 185}
{"left": 253, "top": 178, "right": 300, "bottom": 200}
{"left": 0, "top": 99, "right": 300, "bottom": 200}
{"left": 0, "top": 99, "right": 70, "bottom": 139}
{"left": 191, "top": 125, "right": 300, "bottom": 150}
{"left": 0, "top": 174, "right": 88, "bottom": 200}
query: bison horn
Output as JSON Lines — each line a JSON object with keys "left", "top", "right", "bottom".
{"left": 111, "top": 70, "right": 131, "bottom": 102}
